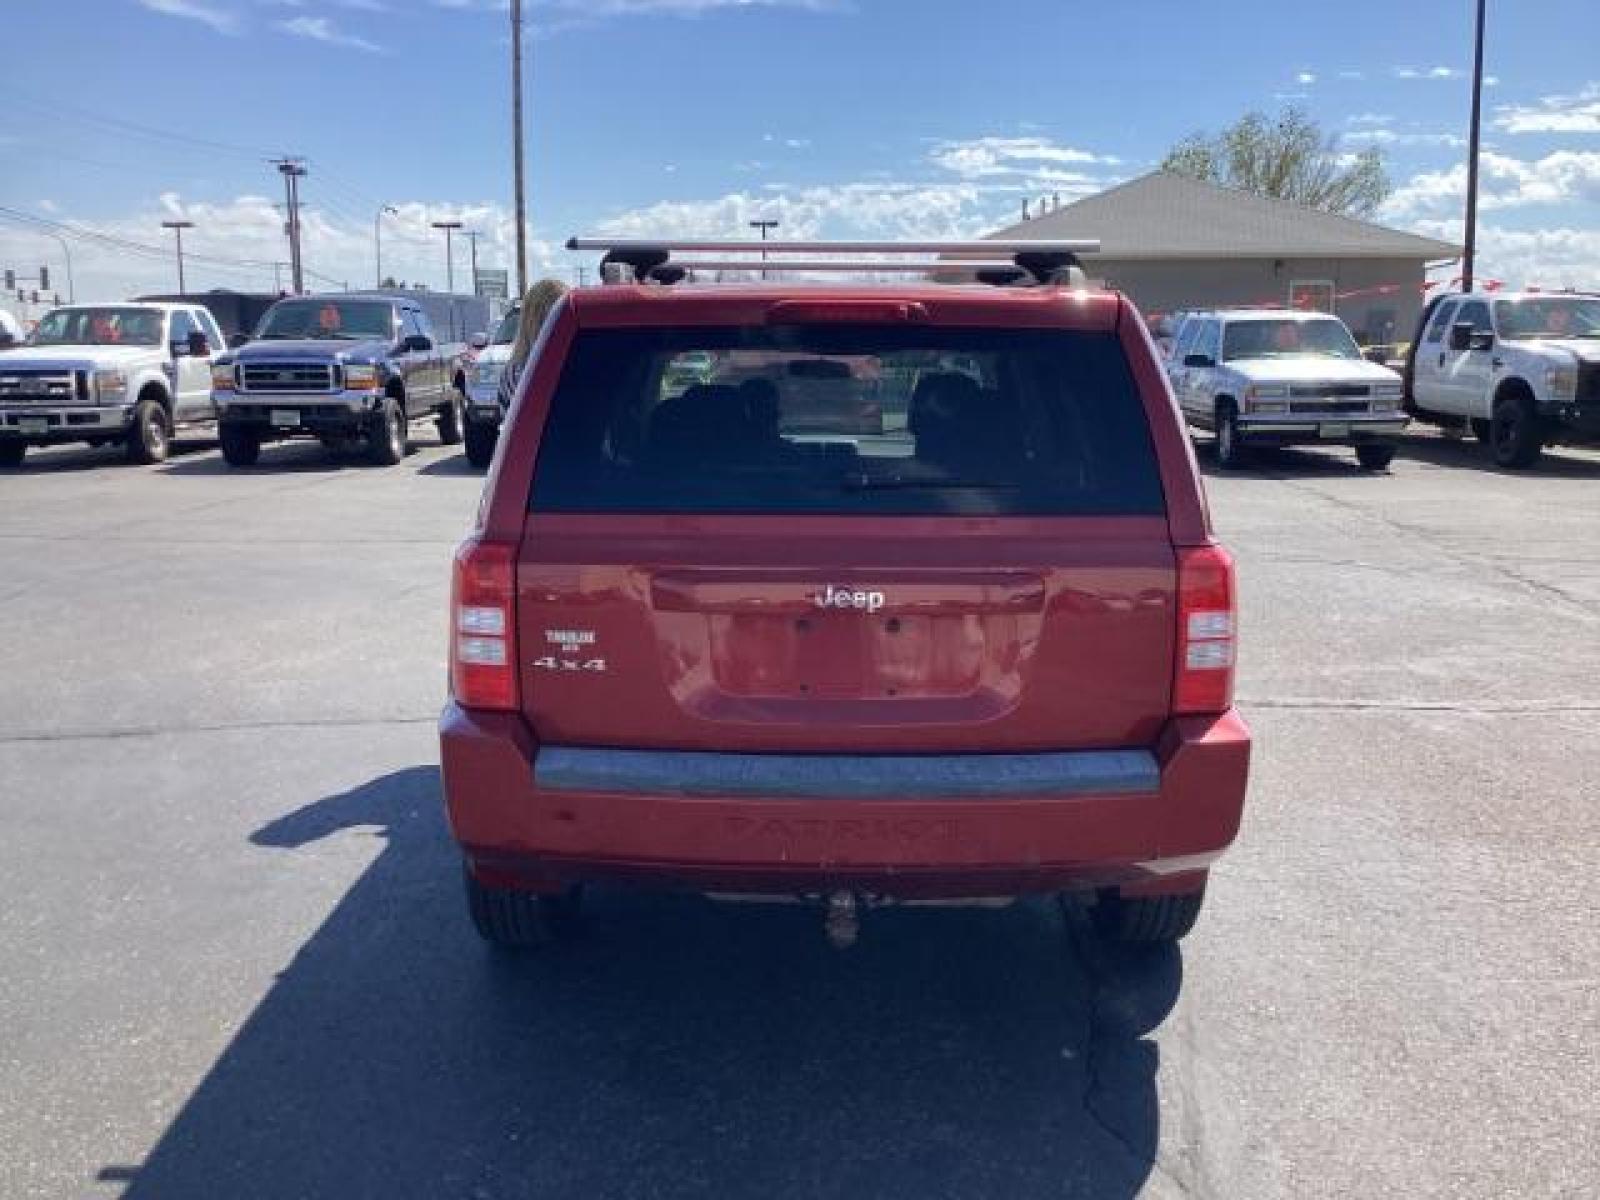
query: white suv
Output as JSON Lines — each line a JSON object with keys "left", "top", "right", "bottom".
{"left": 1168, "top": 309, "right": 1408, "bottom": 471}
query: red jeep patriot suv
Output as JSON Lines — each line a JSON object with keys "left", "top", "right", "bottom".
{"left": 439, "top": 238, "right": 1250, "bottom": 949}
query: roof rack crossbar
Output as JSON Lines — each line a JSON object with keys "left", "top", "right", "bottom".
{"left": 568, "top": 236, "right": 1099, "bottom": 257}
{"left": 569, "top": 236, "right": 1098, "bottom": 287}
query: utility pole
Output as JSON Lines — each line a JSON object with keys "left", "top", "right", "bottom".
{"left": 510, "top": 0, "right": 528, "bottom": 296}
{"left": 749, "top": 218, "right": 779, "bottom": 280}
{"left": 575, "top": 264, "right": 588, "bottom": 287}
{"left": 374, "top": 204, "right": 398, "bottom": 288}
{"left": 160, "top": 220, "right": 195, "bottom": 294}
{"left": 465, "top": 229, "right": 483, "bottom": 296}
{"left": 1462, "top": 0, "right": 1487, "bottom": 292}
{"left": 274, "top": 158, "right": 308, "bottom": 294}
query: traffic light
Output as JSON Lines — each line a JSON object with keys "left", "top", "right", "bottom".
{"left": 39, "top": 266, "right": 49, "bottom": 290}
{"left": 3, "top": 270, "right": 13, "bottom": 290}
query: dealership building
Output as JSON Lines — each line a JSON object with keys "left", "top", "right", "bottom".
{"left": 985, "top": 171, "right": 1461, "bottom": 346}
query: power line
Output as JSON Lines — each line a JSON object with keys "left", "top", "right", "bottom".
{"left": 0, "top": 84, "right": 282, "bottom": 160}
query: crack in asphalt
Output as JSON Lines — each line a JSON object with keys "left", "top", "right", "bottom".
{"left": 0, "top": 715, "right": 438, "bottom": 745}
{"left": 1262, "top": 473, "right": 1599, "bottom": 622}
{"left": 1060, "top": 898, "right": 1199, "bottom": 1199}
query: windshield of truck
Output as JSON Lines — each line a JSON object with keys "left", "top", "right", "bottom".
{"left": 1222, "top": 318, "right": 1362, "bottom": 361}
{"left": 491, "top": 310, "right": 520, "bottom": 345}
{"left": 1493, "top": 297, "right": 1600, "bottom": 340}
{"left": 30, "top": 307, "right": 164, "bottom": 347}
{"left": 529, "top": 326, "right": 1165, "bottom": 517}
{"left": 256, "top": 300, "right": 395, "bottom": 341}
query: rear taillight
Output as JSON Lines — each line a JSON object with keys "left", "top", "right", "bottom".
{"left": 450, "top": 538, "right": 517, "bottom": 711}
{"left": 1174, "top": 544, "right": 1236, "bottom": 716}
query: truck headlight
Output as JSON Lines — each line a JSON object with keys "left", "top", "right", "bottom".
{"left": 1544, "top": 363, "right": 1578, "bottom": 400}
{"left": 93, "top": 369, "right": 128, "bottom": 401}
{"left": 1247, "top": 384, "right": 1289, "bottom": 399}
{"left": 344, "top": 364, "right": 380, "bottom": 391}
{"left": 1373, "top": 384, "right": 1403, "bottom": 410}
{"left": 211, "top": 363, "right": 236, "bottom": 392}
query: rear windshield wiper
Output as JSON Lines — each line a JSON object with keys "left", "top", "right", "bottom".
{"left": 841, "top": 473, "right": 1020, "bottom": 491}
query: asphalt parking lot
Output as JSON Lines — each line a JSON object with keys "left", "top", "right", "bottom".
{"left": 3, "top": 429, "right": 1597, "bottom": 1200}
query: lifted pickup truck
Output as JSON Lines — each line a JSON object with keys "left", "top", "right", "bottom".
{"left": 0, "top": 302, "right": 225, "bottom": 467}
{"left": 1405, "top": 291, "right": 1600, "bottom": 468}
{"left": 212, "top": 293, "right": 468, "bottom": 467}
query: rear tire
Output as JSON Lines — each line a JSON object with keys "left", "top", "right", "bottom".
{"left": 1355, "top": 443, "right": 1396, "bottom": 471}
{"left": 125, "top": 398, "right": 171, "bottom": 464}
{"left": 1214, "top": 402, "right": 1248, "bottom": 470}
{"left": 219, "top": 424, "right": 261, "bottom": 467}
{"left": 464, "top": 867, "right": 580, "bottom": 950}
{"left": 1094, "top": 887, "right": 1206, "bottom": 944}
{"left": 1490, "top": 392, "right": 1542, "bottom": 469}
{"left": 0, "top": 441, "right": 24, "bottom": 468}
{"left": 464, "top": 420, "right": 498, "bottom": 469}
{"left": 368, "top": 397, "right": 406, "bottom": 466}
{"left": 437, "top": 385, "right": 466, "bottom": 445}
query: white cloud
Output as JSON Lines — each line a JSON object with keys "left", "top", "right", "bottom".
{"left": 1343, "top": 128, "right": 1466, "bottom": 149}
{"left": 1296, "top": 71, "right": 1317, "bottom": 85}
{"left": 138, "top": 0, "right": 239, "bottom": 34}
{"left": 1409, "top": 218, "right": 1600, "bottom": 290}
{"left": 1382, "top": 150, "right": 1600, "bottom": 220}
{"left": 38, "top": 199, "right": 59, "bottom": 214}
{"left": 1394, "top": 65, "right": 1464, "bottom": 80}
{"left": 928, "top": 136, "right": 1119, "bottom": 180}
{"left": 1347, "top": 113, "right": 1394, "bottom": 128}
{"left": 276, "top": 15, "right": 386, "bottom": 52}
{"left": 0, "top": 193, "right": 559, "bottom": 300}
{"left": 1494, "top": 82, "right": 1600, "bottom": 134}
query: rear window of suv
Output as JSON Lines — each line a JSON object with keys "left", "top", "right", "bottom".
{"left": 528, "top": 325, "right": 1165, "bottom": 517}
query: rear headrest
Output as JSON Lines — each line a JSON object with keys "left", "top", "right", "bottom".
{"left": 909, "top": 372, "right": 983, "bottom": 438}
{"left": 649, "top": 384, "right": 750, "bottom": 458}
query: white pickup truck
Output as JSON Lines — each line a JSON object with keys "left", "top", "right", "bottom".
{"left": 1167, "top": 308, "right": 1408, "bottom": 470}
{"left": 0, "top": 302, "right": 225, "bottom": 467}
{"left": 1404, "top": 291, "right": 1600, "bottom": 469}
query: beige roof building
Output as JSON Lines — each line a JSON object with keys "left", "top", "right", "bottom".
{"left": 985, "top": 171, "right": 1462, "bottom": 345}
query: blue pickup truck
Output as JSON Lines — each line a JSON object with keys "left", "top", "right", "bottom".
{"left": 211, "top": 293, "right": 469, "bottom": 467}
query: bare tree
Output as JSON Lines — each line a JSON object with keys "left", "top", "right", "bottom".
{"left": 1161, "top": 108, "right": 1391, "bottom": 218}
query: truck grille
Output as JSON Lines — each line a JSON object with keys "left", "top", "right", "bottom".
{"left": 1290, "top": 399, "right": 1371, "bottom": 414}
{"left": 1289, "top": 384, "right": 1370, "bottom": 399}
{"left": 240, "top": 363, "right": 337, "bottom": 393}
{"left": 0, "top": 370, "right": 83, "bottom": 403}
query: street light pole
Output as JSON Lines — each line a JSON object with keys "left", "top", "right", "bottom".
{"left": 749, "top": 218, "right": 778, "bottom": 280}
{"left": 432, "top": 220, "right": 463, "bottom": 294}
{"left": 161, "top": 219, "right": 195, "bottom": 294}
{"left": 432, "top": 219, "right": 464, "bottom": 340}
{"left": 1462, "top": 0, "right": 1487, "bottom": 293}
{"left": 465, "top": 229, "right": 483, "bottom": 297}
{"left": 374, "top": 204, "right": 398, "bottom": 288}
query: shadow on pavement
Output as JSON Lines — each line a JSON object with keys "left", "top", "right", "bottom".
{"left": 1193, "top": 437, "right": 1370, "bottom": 480}
{"left": 1392, "top": 432, "right": 1600, "bottom": 480}
{"left": 419, "top": 451, "right": 483, "bottom": 477}
{"left": 3, "top": 439, "right": 216, "bottom": 474}
{"left": 103, "top": 766, "right": 1182, "bottom": 1200}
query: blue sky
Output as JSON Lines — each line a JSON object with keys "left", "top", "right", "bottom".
{"left": 2, "top": 0, "right": 1598, "bottom": 303}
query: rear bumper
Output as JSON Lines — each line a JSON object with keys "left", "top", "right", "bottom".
{"left": 438, "top": 703, "right": 1251, "bottom": 898}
